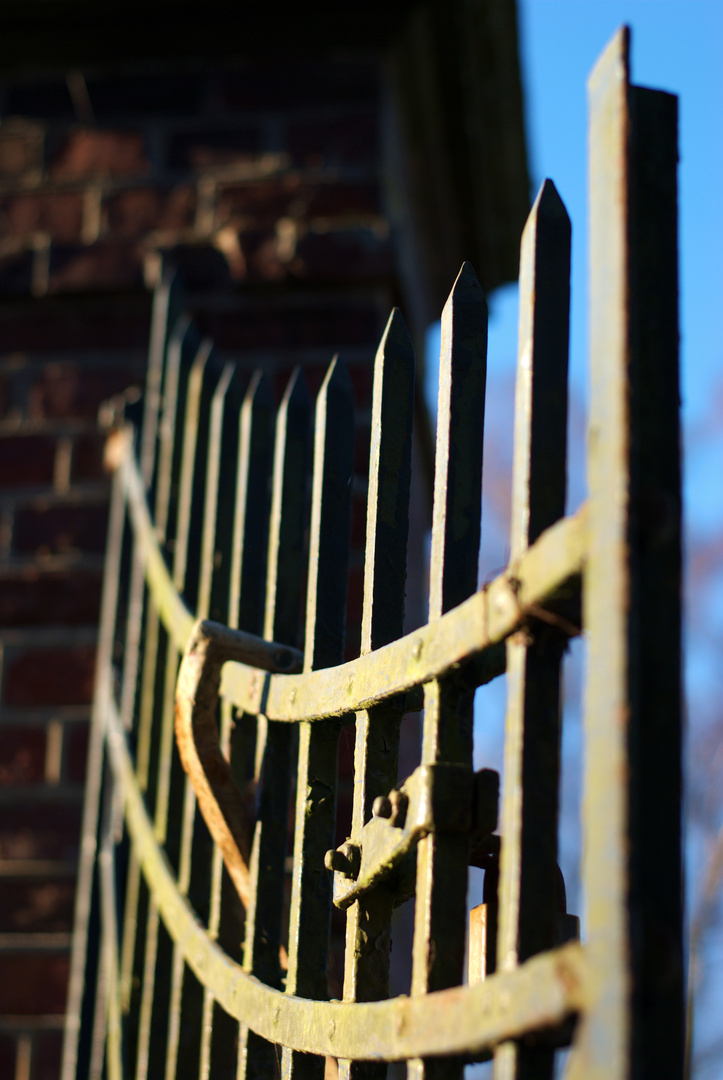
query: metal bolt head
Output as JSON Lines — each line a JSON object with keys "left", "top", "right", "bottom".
{"left": 372, "top": 795, "right": 392, "bottom": 819}
{"left": 389, "top": 790, "right": 408, "bottom": 828}
{"left": 324, "top": 842, "right": 360, "bottom": 879}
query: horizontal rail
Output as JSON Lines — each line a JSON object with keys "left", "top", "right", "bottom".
{"left": 104, "top": 690, "right": 586, "bottom": 1060}
{"left": 118, "top": 435, "right": 586, "bottom": 722}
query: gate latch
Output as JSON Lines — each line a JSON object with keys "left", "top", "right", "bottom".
{"left": 326, "top": 764, "right": 498, "bottom": 909}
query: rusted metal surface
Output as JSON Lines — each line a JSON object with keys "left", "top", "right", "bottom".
{"left": 64, "top": 27, "right": 683, "bottom": 1080}
{"left": 174, "top": 620, "right": 302, "bottom": 910}
{"left": 575, "top": 25, "right": 683, "bottom": 1080}
{"left": 106, "top": 688, "right": 589, "bottom": 1062}
{"left": 495, "top": 177, "right": 570, "bottom": 1080}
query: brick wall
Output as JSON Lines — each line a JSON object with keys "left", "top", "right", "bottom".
{"left": 0, "top": 57, "right": 423, "bottom": 1077}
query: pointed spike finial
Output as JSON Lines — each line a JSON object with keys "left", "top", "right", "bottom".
{"left": 361, "top": 306, "right": 414, "bottom": 653}
{"left": 430, "top": 261, "right": 488, "bottom": 619}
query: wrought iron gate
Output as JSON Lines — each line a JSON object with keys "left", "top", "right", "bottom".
{"left": 62, "top": 28, "right": 683, "bottom": 1080}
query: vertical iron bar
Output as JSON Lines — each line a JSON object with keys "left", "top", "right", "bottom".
{"left": 409, "top": 263, "right": 487, "bottom": 1080}
{"left": 195, "top": 368, "right": 275, "bottom": 1079}
{"left": 574, "top": 26, "right": 682, "bottom": 1080}
{"left": 282, "top": 357, "right": 355, "bottom": 1080}
{"left": 61, "top": 459, "right": 127, "bottom": 1080}
{"left": 120, "top": 271, "right": 185, "bottom": 731}
{"left": 338, "top": 310, "right": 415, "bottom": 1080}
{"left": 494, "top": 180, "right": 570, "bottom": 1080}
{"left": 134, "top": 340, "right": 220, "bottom": 1080}
{"left": 119, "top": 318, "right": 200, "bottom": 1066}
{"left": 238, "top": 368, "right": 310, "bottom": 1080}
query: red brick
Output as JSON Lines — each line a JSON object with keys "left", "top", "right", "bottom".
{"left": 27, "top": 362, "right": 141, "bottom": 421}
{"left": 215, "top": 179, "right": 381, "bottom": 229}
{"left": 50, "top": 128, "right": 149, "bottom": 179}
{"left": 0, "top": 248, "right": 34, "bottom": 295}
{"left": 0, "top": 127, "right": 43, "bottom": 176}
{"left": 64, "top": 721, "right": 89, "bottom": 784}
{"left": 0, "top": 570, "right": 103, "bottom": 626}
{"left": 101, "top": 185, "right": 196, "bottom": 238}
{"left": 0, "top": 728, "right": 46, "bottom": 785}
{"left": 34, "top": 1031, "right": 64, "bottom": 1080}
{"left": 71, "top": 433, "right": 108, "bottom": 482}
{"left": 0, "top": 954, "right": 69, "bottom": 1014}
{"left": 206, "top": 305, "right": 379, "bottom": 352}
{"left": 0, "top": 1036, "right": 14, "bottom": 1078}
{"left": 290, "top": 226, "right": 393, "bottom": 283}
{"left": 0, "top": 192, "right": 84, "bottom": 243}
{"left": 236, "top": 228, "right": 285, "bottom": 282}
{"left": 4, "top": 645, "right": 96, "bottom": 706}
{"left": 0, "top": 878, "right": 76, "bottom": 933}
{"left": 13, "top": 502, "right": 108, "bottom": 555}
{"left": 0, "top": 435, "right": 56, "bottom": 487}
{"left": 47, "top": 242, "right": 144, "bottom": 293}
{"left": 287, "top": 113, "right": 378, "bottom": 168}
{"left": 0, "top": 802, "right": 82, "bottom": 861}
{"left": 167, "top": 125, "right": 262, "bottom": 170}
{"left": 153, "top": 243, "right": 232, "bottom": 290}
{"left": 0, "top": 297, "right": 150, "bottom": 353}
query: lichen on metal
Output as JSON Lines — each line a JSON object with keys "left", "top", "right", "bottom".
{"left": 64, "top": 25, "right": 683, "bottom": 1080}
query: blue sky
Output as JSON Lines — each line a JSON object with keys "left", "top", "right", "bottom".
{"left": 426, "top": 4, "right": 723, "bottom": 1076}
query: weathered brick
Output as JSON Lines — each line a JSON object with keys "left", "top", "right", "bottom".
{"left": 101, "top": 184, "right": 196, "bottom": 238}
{"left": 0, "top": 248, "right": 34, "bottom": 295}
{"left": 0, "top": 571, "right": 103, "bottom": 626}
{"left": 47, "top": 241, "right": 144, "bottom": 293}
{"left": 0, "top": 728, "right": 46, "bottom": 785}
{"left": 167, "top": 125, "right": 262, "bottom": 170}
{"left": 215, "top": 60, "right": 377, "bottom": 112}
{"left": 50, "top": 128, "right": 149, "bottom": 179}
{"left": 0, "top": 296, "right": 151, "bottom": 353}
{"left": 157, "top": 243, "right": 232, "bottom": 290}
{"left": 0, "top": 126, "right": 43, "bottom": 176}
{"left": 13, "top": 502, "right": 108, "bottom": 555}
{"left": 0, "top": 192, "right": 84, "bottom": 243}
{"left": 0, "top": 954, "right": 69, "bottom": 1014}
{"left": 287, "top": 113, "right": 378, "bottom": 168}
{"left": 34, "top": 1030, "right": 64, "bottom": 1080}
{"left": 0, "top": 802, "right": 82, "bottom": 861}
{"left": 63, "top": 721, "right": 89, "bottom": 784}
{"left": 0, "top": 878, "right": 76, "bottom": 933}
{"left": 27, "top": 361, "right": 141, "bottom": 420}
{"left": 236, "top": 228, "right": 285, "bottom": 282}
{"left": 205, "top": 305, "right": 380, "bottom": 352}
{"left": 290, "top": 225, "right": 393, "bottom": 283}
{"left": 214, "top": 179, "right": 381, "bottom": 229}
{"left": 0, "top": 435, "right": 56, "bottom": 487}
{"left": 4, "top": 645, "right": 96, "bottom": 706}
{"left": 71, "top": 433, "right": 108, "bottom": 482}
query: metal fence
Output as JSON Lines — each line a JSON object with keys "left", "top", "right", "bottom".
{"left": 62, "top": 28, "right": 684, "bottom": 1080}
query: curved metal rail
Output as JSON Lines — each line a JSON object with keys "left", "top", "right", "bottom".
{"left": 105, "top": 688, "right": 584, "bottom": 1060}
{"left": 120, "top": 433, "right": 585, "bottom": 723}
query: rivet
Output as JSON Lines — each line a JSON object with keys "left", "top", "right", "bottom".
{"left": 412, "top": 638, "right": 423, "bottom": 660}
